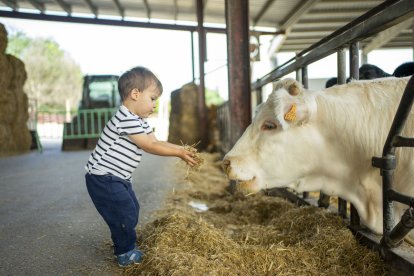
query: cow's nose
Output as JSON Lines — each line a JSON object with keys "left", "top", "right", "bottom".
{"left": 222, "top": 159, "right": 231, "bottom": 174}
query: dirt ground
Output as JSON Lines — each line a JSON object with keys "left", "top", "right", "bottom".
{"left": 0, "top": 139, "right": 181, "bottom": 275}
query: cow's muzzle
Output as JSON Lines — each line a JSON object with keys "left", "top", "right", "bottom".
{"left": 222, "top": 159, "right": 231, "bottom": 175}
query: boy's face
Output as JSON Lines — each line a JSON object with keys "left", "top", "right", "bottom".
{"left": 130, "top": 83, "right": 161, "bottom": 118}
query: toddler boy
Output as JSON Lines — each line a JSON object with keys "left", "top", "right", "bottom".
{"left": 85, "top": 66, "right": 197, "bottom": 267}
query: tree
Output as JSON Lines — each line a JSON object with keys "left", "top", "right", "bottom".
{"left": 5, "top": 31, "right": 30, "bottom": 57}
{"left": 7, "top": 31, "right": 83, "bottom": 110}
{"left": 205, "top": 88, "right": 224, "bottom": 106}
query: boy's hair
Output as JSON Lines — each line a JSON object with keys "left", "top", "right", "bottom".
{"left": 118, "top": 66, "right": 163, "bottom": 101}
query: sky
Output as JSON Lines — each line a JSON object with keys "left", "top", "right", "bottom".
{"left": 1, "top": 17, "right": 413, "bottom": 99}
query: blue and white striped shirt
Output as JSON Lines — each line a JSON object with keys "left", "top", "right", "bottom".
{"left": 85, "top": 105, "right": 152, "bottom": 181}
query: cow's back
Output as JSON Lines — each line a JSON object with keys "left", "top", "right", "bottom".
{"left": 317, "top": 77, "right": 413, "bottom": 195}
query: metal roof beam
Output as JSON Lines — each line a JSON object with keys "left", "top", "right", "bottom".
{"left": 27, "top": 0, "right": 45, "bottom": 13}
{"left": 292, "top": 27, "right": 337, "bottom": 32}
{"left": 280, "top": 0, "right": 320, "bottom": 30}
{"left": 252, "top": 0, "right": 276, "bottom": 27}
{"left": 309, "top": 8, "right": 371, "bottom": 16}
{"left": 302, "top": 10, "right": 371, "bottom": 21}
{"left": 0, "top": 10, "right": 191, "bottom": 31}
{"left": 362, "top": 18, "right": 414, "bottom": 55}
{"left": 54, "top": 0, "right": 71, "bottom": 15}
{"left": 84, "top": 0, "right": 98, "bottom": 17}
{"left": 284, "top": 39, "right": 319, "bottom": 45}
{"left": 173, "top": 0, "right": 178, "bottom": 21}
{"left": 288, "top": 31, "right": 332, "bottom": 37}
{"left": 316, "top": 0, "right": 379, "bottom": 8}
{"left": 1, "top": 0, "right": 18, "bottom": 10}
{"left": 298, "top": 18, "right": 356, "bottom": 25}
{"left": 0, "top": 10, "right": 280, "bottom": 35}
{"left": 112, "top": 0, "right": 124, "bottom": 18}
{"left": 268, "top": 0, "right": 319, "bottom": 54}
{"left": 143, "top": 0, "right": 151, "bottom": 19}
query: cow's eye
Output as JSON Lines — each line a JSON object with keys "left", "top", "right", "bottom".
{"left": 261, "top": 121, "right": 277, "bottom": 130}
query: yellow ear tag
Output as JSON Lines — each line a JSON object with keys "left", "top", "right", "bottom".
{"left": 284, "top": 104, "right": 297, "bottom": 121}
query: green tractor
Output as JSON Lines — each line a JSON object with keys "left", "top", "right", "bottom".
{"left": 62, "top": 75, "right": 120, "bottom": 151}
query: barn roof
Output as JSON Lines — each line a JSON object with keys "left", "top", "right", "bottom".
{"left": 0, "top": 0, "right": 413, "bottom": 55}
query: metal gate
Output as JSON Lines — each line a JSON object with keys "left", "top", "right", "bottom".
{"left": 28, "top": 99, "right": 116, "bottom": 151}
{"left": 217, "top": 0, "right": 414, "bottom": 272}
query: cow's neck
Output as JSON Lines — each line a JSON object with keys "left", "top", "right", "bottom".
{"left": 305, "top": 93, "right": 385, "bottom": 233}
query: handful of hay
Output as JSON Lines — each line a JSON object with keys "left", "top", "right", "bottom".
{"left": 181, "top": 141, "right": 204, "bottom": 170}
{"left": 180, "top": 142, "right": 204, "bottom": 180}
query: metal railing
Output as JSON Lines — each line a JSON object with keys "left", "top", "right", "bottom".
{"left": 217, "top": 102, "right": 231, "bottom": 157}
{"left": 27, "top": 98, "right": 117, "bottom": 151}
{"left": 27, "top": 98, "right": 42, "bottom": 152}
{"left": 372, "top": 75, "right": 414, "bottom": 249}
{"left": 217, "top": 0, "right": 414, "bottom": 272}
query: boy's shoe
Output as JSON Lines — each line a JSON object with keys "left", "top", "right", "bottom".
{"left": 116, "top": 248, "right": 144, "bottom": 267}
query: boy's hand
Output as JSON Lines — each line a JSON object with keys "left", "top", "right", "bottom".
{"left": 179, "top": 147, "right": 198, "bottom": 167}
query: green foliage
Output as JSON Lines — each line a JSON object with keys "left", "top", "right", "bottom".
{"left": 154, "top": 98, "right": 160, "bottom": 113}
{"left": 205, "top": 87, "right": 224, "bottom": 106}
{"left": 38, "top": 103, "right": 66, "bottom": 112}
{"left": 6, "top": 31, "right": 30, "bottom": 57}
{"left": 6, "top": 30, "right": 83, "bottom": 110}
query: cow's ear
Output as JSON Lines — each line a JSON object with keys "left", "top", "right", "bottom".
{"left": 271, "top": 87, "right": 315, "bottom": 130}
{"left": 284, "top": 104, "right": 297, "bottom": 121}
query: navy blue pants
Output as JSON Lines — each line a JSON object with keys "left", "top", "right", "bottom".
{"left": 85, "top": 173, "right": 140, "bottom": 255}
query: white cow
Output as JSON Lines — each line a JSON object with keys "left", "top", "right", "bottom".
{"left": 223, "top": 77, "right": 414, "bottom": 237}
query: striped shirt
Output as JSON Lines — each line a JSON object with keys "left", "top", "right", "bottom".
{"left": 85, "top": 105, "right": 152, "bottom": 181}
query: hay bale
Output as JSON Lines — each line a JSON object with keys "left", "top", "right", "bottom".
{"left": 9, "top": 55, "right": 30, "bottom": 153}
{"left": 0, "top": 124, "right": 14, "bottom": 155}
{"left": 0, "top": 89, "right": 17, "bottom": 124}
{"left": 6, "top": 55, "right": 29, "bottom": 125}
{"left": 7, "top": 54, "right": 27, "bottom": 91}
{"left": 168, "top": 83, "right": 201, "bottom": 148}
{"left": 14, "top": 92, "right": 29, "bottom": 125}
{"left": 0, "top": 23, "right": 7, "bottom": 54}
{"left": 0, "top": 54, "right": 12, "bottom": 89}
{"left": 0, "top": 123, "right": 31, "bottom": 155}
{"left": 10, "top": 123, "right": 31, "bottom": 153}
{"left": 206, "top": 104, "right": 220, "bottom": 153}
{"left": 0, "top": 49, "right": 31, "bottom": 155}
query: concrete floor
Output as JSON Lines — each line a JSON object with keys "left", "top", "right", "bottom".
{"left": 0, "top": 140, "right": 179, "bottom": 275}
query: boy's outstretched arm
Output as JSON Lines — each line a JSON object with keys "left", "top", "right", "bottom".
{"left": 129, "top": 133, "right": 198, "bottom": 166}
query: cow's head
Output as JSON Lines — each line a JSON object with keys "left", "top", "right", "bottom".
{"left": 223, "top": 78, "right": 323, "bottom": 193}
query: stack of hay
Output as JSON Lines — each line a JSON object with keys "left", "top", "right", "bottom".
{"left": 168, "top": 83, "right": 202, "bottom": 148}
{"left": 0, "top": 23, "right": 31, "bottom": 156}
{"left": 168, "top": 83, "right": 221, "bottom": 152}
{"left": 206, "top": 104, "right": 220, "bottom": 152}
